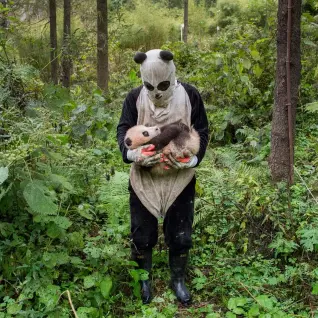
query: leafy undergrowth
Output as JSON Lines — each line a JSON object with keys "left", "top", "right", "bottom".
{"left": 0, "top": 6, "right": 318, "bottom": 314}
{"left": 0, "top": 88, "right": 317, "bottom": 317}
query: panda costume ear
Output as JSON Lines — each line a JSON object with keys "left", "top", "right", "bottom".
{"left": 134, "top": 52, "right": 147, "bottom": 64}
{"left": 159, "top": 50, "right": 173, "bottom": 61}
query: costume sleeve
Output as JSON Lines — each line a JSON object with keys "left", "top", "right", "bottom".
{"left": 181, "top": 83, "right": 209, "bottom": 166}
{"left": 116, "top": 86, "right": 142, "bottom": 163}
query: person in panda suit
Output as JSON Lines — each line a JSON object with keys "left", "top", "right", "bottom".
{"left": 117, "top": 49, "right": 208, "bottom": 305}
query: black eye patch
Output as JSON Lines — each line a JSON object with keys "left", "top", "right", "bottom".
{"left": 144, "top": 81, "right": 154, "bottom": 91}
{"left": 125, "top": 137, "right": 132, "bottom": 147}
{"left": 142, "top": 131, "right": 149, "bottom": 137}
{"left": 157, "top": 81, "right": 170, "bottom": 91}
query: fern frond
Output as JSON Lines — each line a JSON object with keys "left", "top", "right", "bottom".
{"left": 216, "top": 149, "right": 241, "bottom": 169}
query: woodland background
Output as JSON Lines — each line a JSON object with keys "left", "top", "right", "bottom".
{"left": 0, "top": 0, "right": 318, "bottom": 317}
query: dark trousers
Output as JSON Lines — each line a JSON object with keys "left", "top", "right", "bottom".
{"left": 129, "top": 177, "right": 196, "bottom": 254}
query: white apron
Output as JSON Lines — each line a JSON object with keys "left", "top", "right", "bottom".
{"left": 130, "top": 83, "right": 195, "bottom": 218}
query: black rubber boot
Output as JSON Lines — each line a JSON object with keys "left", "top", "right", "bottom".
{"left": 132, "top": 249, "right": 152, "bottom": 304}
{"left": 169, "top": 250, "right": 192, "bottom": 305}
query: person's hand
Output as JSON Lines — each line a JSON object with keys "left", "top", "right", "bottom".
{"left": 127, "top": 145, "right": 162, "bottom": 167}
{"left": 163, "top": 153, "right": 198, "bottom": 170}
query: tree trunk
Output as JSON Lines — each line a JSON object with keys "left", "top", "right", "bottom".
{"left": 49, "top": 0, "right": 58, "bottom": 85}
{"left": 183, "top": 0, "right": 188, "bottom": 42}
{"left": 0, "top": 0, "right": 8, "bottom": 28}
{"left": 269, "top": 0, "right": 301, "bottom": 182}
{"left": 62, "top": 0, "right": 72, "bottom": 88}
{"left": 97, "top": 0, "right": 108, "bottom": 92}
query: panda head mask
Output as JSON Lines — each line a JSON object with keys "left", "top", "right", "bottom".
{"left": 134, "top": 49, "right": 176, "bottom": 108}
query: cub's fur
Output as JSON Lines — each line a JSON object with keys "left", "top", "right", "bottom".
{"left": 124, "top": 121, "right": 200, "bottom": 174}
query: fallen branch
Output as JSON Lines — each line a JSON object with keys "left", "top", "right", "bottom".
{"left": 59, "top": 290, "right": 79, "bottom": 318}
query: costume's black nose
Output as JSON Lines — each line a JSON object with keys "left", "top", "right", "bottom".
{"left": 155, "top": 93, "right": 162, "bottom": 99}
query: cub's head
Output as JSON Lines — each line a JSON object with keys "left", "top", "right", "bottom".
{"left": 124, "top": 125, "right": 160, "bottom": 149}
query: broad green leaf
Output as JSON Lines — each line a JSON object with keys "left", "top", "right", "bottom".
{"left": 43, "top": 252, "right": 69, "bottom": 268}
{"left": 72, "top": 124, "right": 88, "bottom": 137}
{"left": 0, "top": 222, "right": 14, "bottom": 237}
{"left": 242, "top": 58, "right": 251, "bottom": 70}
{"left": 100, "top": 276, "right": 112, "bottom": 299}
{"left": 226, "top": 312, "right": 236, "bottom": 318}
{"left": 72, "top": 104, "right": 87, "bottom": 114}
{"left": 46, "top": 134, "right": 69, "bottom": 145}
{"left": 23, "top": 182, "right": 58, "bottom": 215}
{"left": 129, "top": 70, "right": 137, "bottom": 81}
{"left": 240, "top": 75, "right": 249, "bottom": 84}
{"left": 248, "top": 304, "right": 260, "bottom": 317}
{"left": 228, "top": 297, "right": 248, "bottom": 310}
{"left": 236, "top": 63, "right": 244, "bottom": 74}
{"left": 250, "top": 50, "right": 260, "bottom": 61}
{"left": 255, "top": 295, "right": 274, "bottom": 310}
{"left": 54, "top": 216, "right": 72, "bottom": 229}
{"left": 0, "top": 167, "right": 8, "bottom": 185}
{"left": 33, "top": 215, "right": 72, "bottom": 229}
{"left": 129, "top": 269, "right": 140, "bottom": 282}
{"left": 312, "top": 283, "right": 318, "bottom": 295}
{"left": 47, "top": 151, "right": 64, "bottom": 161}
{"left": 78, "top": 204, "right": 94, "bottom": 220}
{"left": 253, "top": 64, "right": 263, "bottom": 78}
{"left": 84, "top": 275, "right": 96, "bottom": 289}
{"left": 94, "top": 128, "right": 108, "bottom": 141}
{"left": 47, "top": 222, "right": 63, "bottom": 239}
{"left": 70, "top": 256, "right": 83, "bottom": 265}
{"left": 93, "top": 149, "right": 103, "bottom": 156}
{"left": 38, "top": 285, "right": 60, "bottom": 310}
{"left": 139, "top": 269, "right": 149, "bottom": 281}
{"left": 77, "top": 307, "right": 99, "bottom": 318}
{"left": 233, "top": 307, "right": 246, "bottom": 315}
{"left": 43, "top": 251, "right": 58, "bottom": 268}
{"left": 50, "top": 174, "right": 74, "bottom": 192}
{"left": 7, "top": 303, "right": 22, "bottom": 315}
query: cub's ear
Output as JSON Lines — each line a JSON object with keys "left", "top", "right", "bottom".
{"left": 144, "top": 123, "right": 151, "bottom": 127}
{"left": 160, "top": 50, "right": 173, "bottom": 61}
{"left": 134, "top": 52, "right": 147, "bottom": 64}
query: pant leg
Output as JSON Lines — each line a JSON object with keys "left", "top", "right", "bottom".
{"left": 163, "top": 176, "right": 196, "bottom": 254}
{"left": 129, "top": 182, "right": 158, "bottom": 252}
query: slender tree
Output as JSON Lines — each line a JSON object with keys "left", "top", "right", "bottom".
{"left": 269, "top": 0, "right": 301, "bottom": 182}
{"left": 183, "top": 0, "right": 188, "bottom": 42}
{"left": 49, "top": 0, "right": 58, "bottom": 84}
{"left": 97, "top": 0, "right": 108, "bottom": 92}
{"left": 0, "top": 0, "right": 8, "bottom": 28}
{"left": 62, "top": 0, "right": 72, "bottom": 88}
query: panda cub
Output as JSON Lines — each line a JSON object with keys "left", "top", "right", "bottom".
{"left": 124, "top": 121, "right": 200, "bottom": 174}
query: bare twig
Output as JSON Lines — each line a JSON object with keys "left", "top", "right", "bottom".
{"left": 294, "top": 167, "right": 318, "bottom": 205}
{"left": 59, "top": 290, "right": 79, "bottom": 318}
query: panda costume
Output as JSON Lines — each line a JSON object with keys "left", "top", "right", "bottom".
{"left": 117, "top": 49, "right": 208, "bottom": 304}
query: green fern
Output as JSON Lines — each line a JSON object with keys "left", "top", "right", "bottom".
{"left": 216, "top": 149, "right": 241, "bottom": 169}
{"left": 305, "top": 101, "right": 318, "bottom": 113}
{"left": 297, "top": 225, "right": 318, "bottom": 252}
{"left": 98, "top": 171, "right": 129, "bottom": 214}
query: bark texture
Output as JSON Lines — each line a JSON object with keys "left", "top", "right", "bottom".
{"left": 97, "top": 0, "right": 108, "bottom": 92}
{"left": 49, "top": 0, "right": 58, "bottom": 85}
{"left": 183, "top": 0, "right": 188, "bottom": 42}
{"left": 62, "top": 0, "right": 72, "bottom": 88}
{"left": 0, "top": 0, "right": 8, "bottom": 28}
{"left": 269, "top": 0, "right": 301, "bottom": 182}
